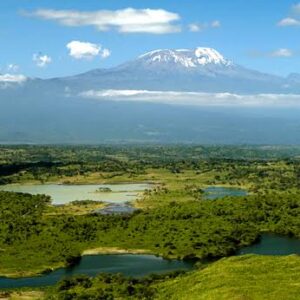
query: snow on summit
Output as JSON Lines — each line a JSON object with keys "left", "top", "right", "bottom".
{"left": 194, "top": 48, "right": 229, "bottom": 65}
{"left": 138, "top": 47, "right": 231, "bottom": 68}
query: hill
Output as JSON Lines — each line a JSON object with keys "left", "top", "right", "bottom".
{"left": 156, "top": 255, "right": 300, "bottom": 300}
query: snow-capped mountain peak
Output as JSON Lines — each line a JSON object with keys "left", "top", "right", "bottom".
{"left": 138, "top": 47, "right": 231, "bottom": 68}
{"left": 194, "top": 47, "right": 229, "bottom": 65}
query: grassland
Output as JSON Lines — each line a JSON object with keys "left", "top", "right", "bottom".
{"left": 0, "top": 290, "right": 44, "bottom": 300}
{"left": 155, "top": 255, "right": 300, "bottom": 300}
{"left": 45, "top": 200, "right": 106, "bottom": 216}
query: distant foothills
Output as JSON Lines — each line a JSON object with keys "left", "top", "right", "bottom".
{"left": 1, "top": 47, "right": 300, "bottom": 144}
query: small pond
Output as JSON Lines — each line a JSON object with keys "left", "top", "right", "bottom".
{"left": 204, "top": 186, "right": 247, "bottom": 200}
{"left": 237, "top": 233, "right": 300, "bottom": 256}
{"left": 93, "top": 203, "right": 137, "bottom": 215}
{"left": 0, "top": 255, "right": 194, "bottom": 289}
{"left": 0, "top": 183, "right": 151, "bottom": 205}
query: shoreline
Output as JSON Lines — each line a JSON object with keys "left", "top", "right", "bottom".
{"left": 0, "top": 263, "right": 65, "bottom": 280}
{"left": 0, "top": 248, "right": 154, "bottom": 280}
{"left": 82, "top": 246, "right": 151, "bottom": 256}
{"left": 0, "top": 181, "right": 156, "bottom": 187}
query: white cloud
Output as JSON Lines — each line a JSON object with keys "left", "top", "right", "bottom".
{"left": 188, "top": 23, "right": 203, "bottom": 32}
{"left": 188, "top": 20, "right": 221, "bottom": 32}
{"left": 211, "top": 20, "right": 221, "bottom": 28}
{"left": 25, "top": 8, "right": 181, "bottom": 34}
{"left": 33, "top": 53, "right": 52, "bottom": 67}
{"left": 101, "top": 48, "right": 111, "bottom": 59}
{"left": 271, "top": 48, "right": 293, "bottom": 57}
{"left": 66, "top": 41, "right": 111, "bottom": 60}
{"left": 7, "top": 64, "right": 19, "bottom": 72}
{"left": 80, "top": 89, "right": 300, "bottom": 107}
{"left": 278, "top": 17, "right": 300, "bottom": 26}
{"left": 0, "top": 74, "right": 27, "bottom": 83}
{"left": 278, "top": 4, "right": 300, "bottom": 27}
{"left": 0, "top": 74, "right": 27, "bottom": 89}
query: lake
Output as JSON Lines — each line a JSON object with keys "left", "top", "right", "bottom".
{"left": 0, "top": 183, "right": 151, "bottom": 205}
{"left": 237, "top": 233, "right": 300, "bottom": 255}
{"left": 0, "top": 234, "right": 299, "bottom": 289}
{"left": 204, "top": 186, "right": 247, "bottom": 200}
{"left": 0, "top": 255, "right": 194, "bottom": 289}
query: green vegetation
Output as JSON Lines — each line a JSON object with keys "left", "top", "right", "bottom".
{"left": 39, "top": 255, "right": 300, "bottom": 299}
{"left": 45, "top": 200, "right": 106, "bottom": 216}
{"left": 95, "top": 187, "right": 112, "bottom": 193}
{"left": 3, "top": 255, "right": 300, "bottom": 299}
{"left": 46, "top": 273, "right": 158, "bottom": 299}
{"left": 155, "top": 254, "right": 300, "bottom": 300}
{"left": 0, "top": 190, "right": 300, "bottom": 278}
{"left": 1, "top": 145, "right": 300, "bottom": 298}
{"left": 1, "top": 145, "right": 300, "bottom": 190}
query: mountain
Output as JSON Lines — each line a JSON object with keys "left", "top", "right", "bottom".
{"left": 52, "top": 47, "right": 294, "bottom": 94}
{"left": 1, "top": 47, "right": 300, "bottom": 144}
{"left": 6, "top": 47, "right": 300, "bottom": 95}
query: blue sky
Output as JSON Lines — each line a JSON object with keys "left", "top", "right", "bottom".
{"left": 1, "top": 0, "right": 300, "bottom": 78}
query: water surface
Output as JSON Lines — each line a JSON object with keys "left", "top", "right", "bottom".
{"left": 0, "top": 234, "right": 299, "bottom": 289}
{"left": 0, "top": 255, "right": 194, "bottom": 289}
{"left": 0, "top": 183, "right": 150, "bottom": 205}
{"left": 237, "top": 233, "right": 300, "bottom": 255}
{"left": 204, "top": 186, "right": 247, "bottom": 200}
{"left": 93, "top": 204, "right": 137, "bottom": 215}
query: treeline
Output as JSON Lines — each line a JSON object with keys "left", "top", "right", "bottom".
{"left": 2, "top": 146, "right": 300, "bottom": 191}
{"left": 2, "top": 145, "right": 300, "bottom": 167}
{"left": 0, "top": 190, "right": 300, "bottom": 275}
{"left": 45, "top": 271, "right": 186, "bottom": 300}
{"left": 0, "top": 191, "right": 50, "bottom": 244}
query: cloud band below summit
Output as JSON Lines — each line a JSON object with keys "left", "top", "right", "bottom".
{"left": 80, "top": 89, "right": 300, "bottom": 107}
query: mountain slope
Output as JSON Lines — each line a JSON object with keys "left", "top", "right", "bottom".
{"left": 1, "top": 97, "right": 300, "bottom": 144}
{"left": 58, "top": 47, "right": 291, "bottom": 93}
{"left": 156, "top": 255, "right": 300, "bottom": 300}
{"left": 8, "top": 47, "right": 299, "bottom": 94}
{"left": 1, "top": 47, "right": 300, "bottom": 144}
